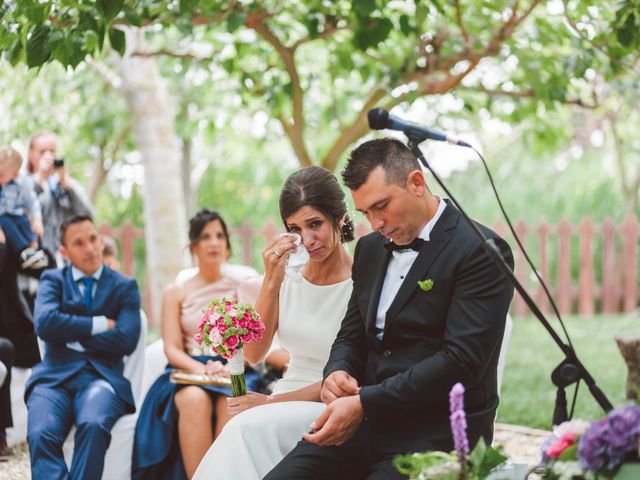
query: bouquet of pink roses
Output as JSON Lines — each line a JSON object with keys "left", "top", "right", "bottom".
{"left": 194, "top": 297, "right": 265, "bottom": 397}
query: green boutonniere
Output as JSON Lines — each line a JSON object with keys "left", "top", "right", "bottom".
{"left": 418, "top": 279, "right": 434, "bottom": 292}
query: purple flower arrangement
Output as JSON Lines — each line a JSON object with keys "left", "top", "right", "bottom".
{"left": 542, "top": 404, "right": 640, "bottom": 478}
{"left": 578, "top": 404, "right": 640, "bottom": 472}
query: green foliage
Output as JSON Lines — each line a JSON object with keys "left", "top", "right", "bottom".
{"left": 394, "top": 437, "right": 508, "bottom": 480}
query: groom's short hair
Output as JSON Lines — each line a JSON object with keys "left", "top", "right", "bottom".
{"left": 342, "top": 137, "right": 420, "bottom": 190}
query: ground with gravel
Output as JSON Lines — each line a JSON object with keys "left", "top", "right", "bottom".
{"left": 0, "top": 423, "right": 549, "bottom": 479}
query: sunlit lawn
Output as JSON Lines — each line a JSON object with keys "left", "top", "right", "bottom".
{"left": 496, "top": 312, "right": 640, "bottom": 430}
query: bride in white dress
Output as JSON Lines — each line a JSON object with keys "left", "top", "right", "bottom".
{"left": 193, "top": 166, "right": 355, "bottom": 480}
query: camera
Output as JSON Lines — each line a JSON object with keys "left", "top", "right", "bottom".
{"left": 53, "top": 158, "right": 65, "bottom": 168}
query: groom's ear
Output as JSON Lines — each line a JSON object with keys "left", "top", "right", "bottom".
{"left": 406, "top": 170, "right": 427, "bottom": 196}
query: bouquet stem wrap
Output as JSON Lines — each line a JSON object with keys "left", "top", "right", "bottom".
{"left": 227, "top": 348, "right": 246, "bottom": 397}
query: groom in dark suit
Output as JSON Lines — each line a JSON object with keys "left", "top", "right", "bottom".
{"left": 266, "top": 138, "right": 514, "bottom": 479}
{"left": 25, "top": 215, "right": 141, "bottom": 479}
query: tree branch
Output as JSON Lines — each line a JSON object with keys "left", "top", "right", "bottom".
{"left": 250, "top": 10, "right": 311, "bottom": 166}
{"left": 320, "top": 89, "right": 387, "bottom": 172}
{"left": 278, "top": 114, "right": 312, "bottom": 167}
{"left": 132, "top": 48, "right": 213, "bottom": 62}
{"left": 291, "top": 22, "right": 346, "bottom": 51}
{"left": 86, "top": 58, "right": 122, "bottom": 91}
{"left": 461, "top": 85, "right": 599, "bottom": 108}
{"left": 453, "top": 0, "right": 471, "bottom": 46}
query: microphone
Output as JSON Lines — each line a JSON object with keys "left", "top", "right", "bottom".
{"left": 367, "top": 108, "right": 471, "bottom": 147}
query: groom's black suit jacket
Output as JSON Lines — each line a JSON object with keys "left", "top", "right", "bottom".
{"left": 324, "top": 201, "right": 514, "bottom": 454}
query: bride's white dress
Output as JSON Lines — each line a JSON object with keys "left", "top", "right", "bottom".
{"left": 193, "top": 275, "right": 353, "bottom": 480}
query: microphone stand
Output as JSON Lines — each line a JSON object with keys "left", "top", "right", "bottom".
{"left": 406, "top": 138, "right": 613, "bottom": 423}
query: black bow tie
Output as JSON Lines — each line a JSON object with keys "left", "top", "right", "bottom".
{"left": 384, "top": 238, "right": 425, "bottom": 252}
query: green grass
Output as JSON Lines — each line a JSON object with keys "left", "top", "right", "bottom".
{"left": 496, "top": 312, "right": 640, "bottom": 430}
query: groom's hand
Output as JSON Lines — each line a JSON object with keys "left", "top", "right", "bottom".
{"left": 303, "top": 395, "right": 364, "bottom": 446}
{"left": 321, "top": 370, "right": 360, "bottom": 404}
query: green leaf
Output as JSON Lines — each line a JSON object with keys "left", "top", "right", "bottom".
{"left": 109, "top": 27, "right": 126, "bottom": 56}
{"left": 68, "top": 37, "right": 87, "bottom": 68}
{"left": 399, "top": 14, "right": 413, "bottom": 36}
{"left": 557, "top": 444, "right": 577, "bottom": 461}
{"left": 352, "top": 0, "right": 377, "bottom": 18}
{"left": 26, "top": 25, "right": 52, "bottom": 68}
{"left": 122, "top": 5, "right": 142, "bottom": 27}
{"left": 83, "top": 30, "right": 99, "bottom": 53}
{"left": 353, "top": 17, "right": 393, "bottom": 50}
{"left": 180, "top": 0, "right": 199, "bottom": 14}
{"left": 7, "top": 39, "right": 24, "bottom": 66}
{"left": 469, "top": 436, "right": 487, "bottom": 472}
{"left": 430, "top": 0, "right": 445, "bottom": 15}
{"left": 305, "top": 15, "right": 320, "bottom": 38}
{"left": 477, "top": 446, "right": 508, "bottom": 478}
{"left": 227, "top": 12, "right": 246, "bottom": 33}
{"left": 25, "top": 4, "right": 50, "bottom": 26}
{"left": 97, "top": 0, "right": 125, "bottom": 22}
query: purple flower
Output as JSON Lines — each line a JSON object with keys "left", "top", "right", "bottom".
{"left": 578, "top": 404, "right": 640, "bottom": 472}
{"left": 449, "top": 383, "right": 469, "bottom": 462}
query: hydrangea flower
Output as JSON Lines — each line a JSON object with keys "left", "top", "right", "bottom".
{"left": 578, "top": 404, "right": 640, "bottom": 472}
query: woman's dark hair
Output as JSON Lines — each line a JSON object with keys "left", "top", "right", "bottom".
{"left": 188, "top": 208, "right": 232, "bottom": 253}
{"left": 279, "top": 166, "right": 354, "bottom": 243}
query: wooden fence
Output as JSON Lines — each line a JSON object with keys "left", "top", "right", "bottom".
{"left": 100, "top": 216, "right": 639, "bottom": 322}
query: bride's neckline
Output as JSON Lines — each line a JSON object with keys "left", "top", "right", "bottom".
{"left": 299, "top": 275, "right": 352, "bottom": 288}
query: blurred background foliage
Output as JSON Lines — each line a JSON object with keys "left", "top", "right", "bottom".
{"left": 1, "top": 0, "right": 638, "bottom": 271}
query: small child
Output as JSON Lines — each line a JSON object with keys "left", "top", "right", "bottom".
{"left": 0, "top": 146, "right": 48, "bottom": 270}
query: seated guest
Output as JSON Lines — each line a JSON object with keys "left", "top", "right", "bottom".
{"left": 0, "top": 146, "right": 48, "bottom": 270}
{"left": 132, "top": 209, "right": 262, "bottom": 480}
{"left": 25, "top": 215, "right": 141, "bottom": 479}
{"left": 265, "top": 138, "right": 515, "bottom": 479}
{"left": 101, "top": 234, "right": 121, "bottom": 271}
{"left": 193, "top": 166, "right": 354, "bottom": 480}
{"left": 0, "top": 337, "right": 14, "bottom": 461}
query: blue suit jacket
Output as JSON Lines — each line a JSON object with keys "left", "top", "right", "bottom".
{"left": 25, "top": 264, "right": 141, "bottom": 412}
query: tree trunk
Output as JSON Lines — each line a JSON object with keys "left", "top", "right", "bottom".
{"left": 116, "top": 28, "right": 188, "bottom": 324}
{"left": 616, "top": 336, "right": 640, "bottom": 402}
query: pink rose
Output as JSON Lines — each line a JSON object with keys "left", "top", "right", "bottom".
{"left": 208, "top": 329, "right": 223, "bottom": 346}
{"left": 248, "top": 320, "right": 261, "bottom": 331}
{"left": 194, "top": 333, "right": 203, "bottom": 344}
{"left": 218, "top": 325, "right": 228, "bottom": 334}
{"left": 241, "top": 333, "right": 253, "bottom": 344}
{"left": 546, "top": 432, "right": 576, "bottom": 458}
{"left": 252, "top": 330, "right": 263, "bottom": 342}
{"left": 224, "top": 334, "right": 239, "bottom": 350}
{"left": 216, "top": 316, "right": 225, "bottom": 325}
{"left": 238, "top": 318, "right": 249, "bottom": 328}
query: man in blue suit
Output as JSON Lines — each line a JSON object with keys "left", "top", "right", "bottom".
{"left": 25, "top": 215, "right": 141, "bottom": 479}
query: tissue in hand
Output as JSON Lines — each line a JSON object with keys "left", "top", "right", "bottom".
{"left": 282, "top": 233, "right": 309, "bottom": 282}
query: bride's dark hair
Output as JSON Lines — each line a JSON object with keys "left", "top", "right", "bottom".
{"left": 279, "top": 166, "right": 355, "bottom": 243}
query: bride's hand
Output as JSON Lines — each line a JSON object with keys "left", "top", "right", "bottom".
{"left": 261, "top": 234, "right": 298, "bottom": 284}
{"left": 204, "top": 360, "right": 230, "bottom": 377}
{"left": 226, "top": 392, "right": 270, "bottom": 416}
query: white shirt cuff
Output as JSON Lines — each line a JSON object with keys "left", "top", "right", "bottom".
{"left": 66, "top": 341, "right": 85, "bottom": 352}
{"left": 92, "top": 316, "right": 109, "bottom": 335}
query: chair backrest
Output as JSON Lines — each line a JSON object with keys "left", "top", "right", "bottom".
{"left": 0, "top": 360, "right": 7, "bottom": 388}
{"left": 123, "top": 310, "right": 148, "bottom": 408}
{"left": 497, "top": 313, "right": 513, "bottom": 395}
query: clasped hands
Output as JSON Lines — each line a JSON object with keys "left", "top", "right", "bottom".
{"left": 303, "top": 370, "right": 364, "bottom": 446}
